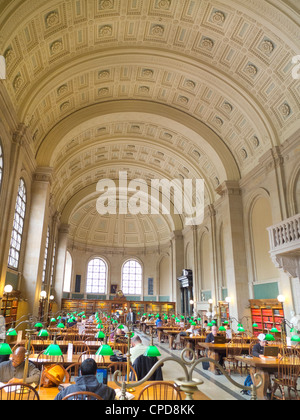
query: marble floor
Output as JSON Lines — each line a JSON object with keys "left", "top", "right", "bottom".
{"left": 138, "top": 332, "right": 251, "bottom": 401}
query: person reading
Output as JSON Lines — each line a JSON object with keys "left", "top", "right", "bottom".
{"left": 54, "top": 358, "right": 116, "bottom": 400}
{"left": 0, "top": 346, "right": 40, "bottom": 385}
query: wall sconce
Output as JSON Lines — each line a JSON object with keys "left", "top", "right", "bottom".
{"left": 3, "top": 285, "right": 13, "bottom": 294}
{"left": 40, "top": 291, "right": 47, "bottom": 300}
{"left": 277, "top": 295, "right": 286, "bottom": 303}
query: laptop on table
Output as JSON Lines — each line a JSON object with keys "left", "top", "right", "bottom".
{"left": 263, "top": 346, "right": 279, "bottom": 357}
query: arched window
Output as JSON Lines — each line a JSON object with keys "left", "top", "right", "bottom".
{"left": 122, "top": 260, "right": 142, "bottom": 295}
{"left": 0, "top": 141, "right": 3, "bottom": 191}
{"left": 86, "top": 258, "right": 107, "bottom": 294}
{"left": 8, "top": 179, "right": 27, "bottom": 269}
{"left": 63, "top": 251, "right": 72, "bottom": 293}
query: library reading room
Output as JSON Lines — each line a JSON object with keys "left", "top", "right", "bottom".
{"left": 0, "top": 0, "right": 299, "bottom": 403}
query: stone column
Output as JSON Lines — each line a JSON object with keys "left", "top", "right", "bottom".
{"left": 22, "top": 168, "right": 53, "bottom": 318}
{"left": 53, "top": 224, "right": 70, "bottom": 312}
{"left": 216, "top": 181, "right": 250, "bottom": 327}
{"left": 170, "top": 230, "right": 184, "bottom": 310}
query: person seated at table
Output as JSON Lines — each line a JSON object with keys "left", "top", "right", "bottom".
{"left": 225, "top": 324, "right": 232, "bottom": 340}
{"left": 155, "top": 316, "right": 163, "bottom": 328}
{"left": 0, "top": 346, "right": 40, "bottom": 386}
{"left": 186, "top": 324, "right": 199, "bottom": 336}
{"left": 205, "top": 325, "right": 218, "bottom": 343}
{"left": 205, "top": 326, "right": 224, "bottom": 373}
{"left": 252, "top": 334, "right": 267, "bottom": 358}
{"left": 130, "top": 335, "right": 148, "bottom": 364}
{"left": 54, "top": 358, "right": 116, "bottom": 400}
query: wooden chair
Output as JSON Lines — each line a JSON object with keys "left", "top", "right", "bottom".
{"left": 72, "top": 342, "right": 90, "bottom": 355}
{"left": 12, "top": 343, "right": 35, "bottom": 354}
{"left": 0, "top": 383, "right": 40, "bottom": 400}
{"left": 66, "top": 363, "right": 81, "bottom": 381}
{"left": 223, "top": 343, "right": 243, "bottom": 376}
{"left": 62, "top": 391, "right": 103, "bottom": 400}
{"left": 78, "top": 353, "right": 104, "bottom": 365}
{"left": 137, "top": 382, "right": 182, "bottom": 400}
{"left": 108, "top": 362, "right": 138, "bottom": 382}
{"left": 36, "top": 350, "right": 64, "bottom": 365}
{"left": 271, "top": 356, "right": 300, "bottom": 400}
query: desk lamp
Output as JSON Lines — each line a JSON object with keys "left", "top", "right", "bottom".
{"left": 0, "top": 342, "right": 12, "bottom": 355}
{"left": 44, "top": 334, "right": 63, "bottom": 356}
{"left": 95, "top": 328, "right": 114, "bottom": 356}
{"left": 144, "top": 328, "right": 161, "bottom": 357}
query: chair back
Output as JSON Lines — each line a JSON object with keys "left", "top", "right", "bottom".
{"left": 108, "top": 362, "right": 137, "bottom": 382}
{"left": 0, "top": 383, "right": 40, "bottom": 400}
{"left": 61, "top": 391, "right": 103, "bottom": 400}
{"left": 138, "top": 382, "right": 182, "bottom": 400}
{"left": 36, "top": 350, "right": 64, "bottom": 365}
{"left": 277, "top": 356, "right": 300, "bottom": 388}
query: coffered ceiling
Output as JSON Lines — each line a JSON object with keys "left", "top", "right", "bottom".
{"left": 0, "top": 0, "right": 299, "bottom": 247}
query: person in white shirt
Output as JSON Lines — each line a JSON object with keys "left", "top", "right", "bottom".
{"left": 130, "top": 335, "right": 148, "bottom": 364}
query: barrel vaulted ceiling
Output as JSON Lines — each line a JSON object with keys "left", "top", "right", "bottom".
{"left": 0, "top": 0, "right": 299, "bottom": 247}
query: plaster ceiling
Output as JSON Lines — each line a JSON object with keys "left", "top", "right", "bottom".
{"left": 0, "top": 0, "right": 299, "bottom": 248}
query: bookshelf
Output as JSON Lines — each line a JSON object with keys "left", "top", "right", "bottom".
{"left": 250, "top": 299, "right": 284, "bottom": 337}
{"left": 61, "top": 297, "right": 176, "bottom": 320}
{"left": 0, "top": 295, "right": 19, "bottom": 327}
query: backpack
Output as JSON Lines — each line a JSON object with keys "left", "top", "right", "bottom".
{"left": 241, "top": 374, "right": 253, "bottom": 396}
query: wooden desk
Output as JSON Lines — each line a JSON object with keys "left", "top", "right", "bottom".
{"left": 235, "top": 356, "right": 281, "bottom": 400}
{"left": 37, "top": 381, "right": 210, "bottom": 401}
{"left": 155, "top": 327, "right": 179, "bottom": 343}
{"left": 198, "top": 343, "right": 250, "bottom": 375}
{"left": 165, "top": 331, "right": 182, "bottom": 349}
{"left": 29, "top": 353, "right": 112, "bottom": 367}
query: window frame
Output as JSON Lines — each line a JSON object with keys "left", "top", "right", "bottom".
{"left": 86, "top": 257, "right": 108, "bottom": 295}
{"left": 121, "top": 259, "right": 143, "bottom": 296}
{"left": 8, "top": 178, "right": 27, "bottom": 270}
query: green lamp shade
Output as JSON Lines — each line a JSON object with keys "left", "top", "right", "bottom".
{"left": 6, "top": 328, "right": 17, "bottom": 336}
{"left": 44, "top": 344, "right": 63, "bottom": 356}
{"left": 95, "top": 331, "right": 105, "bottom": 339}
{"left": 117, "top": 325, "right": 124, "bottom": 330}
{"left": 96, "top": 344, "right": 114, "bottom": 356}
{"left": 265, "top": 333, "right": 275, "bottom": 341}
{"left": 34, "top": 322, "right": 43, "bottom": 328}
{"left": 223, "top": 321, "right": 229, "bottom": 325}
{"left": 207, "top": 322, "right": 213, "bottom": 327}
{"left": 38, "top": 329, "right": 49, "bottom": 337}
{"left": 291, "top": 334, "right": 300, "bottom": 342}
{"left": 271, "top": 327, "right": 279, "bottom": 333}
{"left": 144, "top": 346, "right": 161, "bottom": 357}
{"left": 252, "top": 323, "right": 258, "bottom": 328}
{"left": 219, "top": 326, "right": 226, "bottom": 332}
{"left": 0, "top": 343, "right": 12, "bottom": 355}
{"left": 57, "top": 323, "right": 65, "bottom": 329}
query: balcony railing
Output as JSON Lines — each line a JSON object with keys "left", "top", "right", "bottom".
{"left": 268, "top": 214, "right": 300, "bottom": 254}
